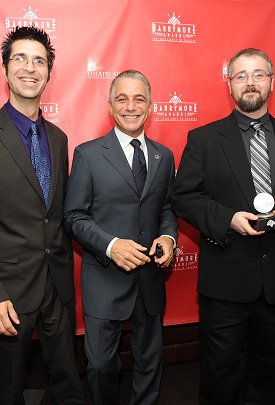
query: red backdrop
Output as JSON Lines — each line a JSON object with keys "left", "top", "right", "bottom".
{"left": 1, "top": 0, "right": 275, "bottom": 334}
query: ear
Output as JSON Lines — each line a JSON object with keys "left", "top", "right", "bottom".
{"left": 2, "top": 64, "right": 8, "bottom": 83}
{"left": 270, "top": 76, "right": 274, "bottom": 93}
{"left": 108, "top": 101, "right": 113, "bottom": 116}
{"left": 227, "top": 79, "right": 232, "bottom": 95}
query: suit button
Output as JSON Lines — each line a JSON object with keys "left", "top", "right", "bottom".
{"left": 139, "top": 230, "right": 144, "bottom": 235}
{"left": 44, "top": 218, "right": 49, "bottom": 224}
{"left": 263, "top": 254, "right": 268, "bottom": 260}
{"left": 45, "top": 249, "right": 50, "bottom": 255}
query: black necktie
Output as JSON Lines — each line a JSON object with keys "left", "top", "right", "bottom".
{"left": 130, "top": 139, "right": 147, "bottom": 193}
{"left": 250, "top": 121, "right": 272, "bottom": 194}
{"left": 30, "top": 122, "right": 51, "bottom": 206}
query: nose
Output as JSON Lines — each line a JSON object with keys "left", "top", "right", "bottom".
{"left": 246, "top": 74, "right": 255, "bottom": 85}
{"left": 125, "top": 99, "right": 136, "bottom": 111}
{"left": 24, "top": 59, "right": 35, "bottom": 72}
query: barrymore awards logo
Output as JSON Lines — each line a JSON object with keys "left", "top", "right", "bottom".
{"left": 152, "top": 12, "right": 196, "bottom": 43}
{"left": 166, "top": 246, "right": 199, "bottom": 272}
{"left": 153, "top": 92, "right": 198, "bottom": 122}
{"left": 87, "top": 58, "right": 120, "bottom": 80}
{"left": 40, "top": 102, "right": 59, "bottom": 123}
{"left": 222, "top": 60, "right": 229, "bottom": 81}
{"left": 5, "top": 6, "right": 56, "bottom": 38}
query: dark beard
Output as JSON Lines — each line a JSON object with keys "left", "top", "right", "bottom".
{"left": 237, "top": 96, "right": 265, "bottom": 113}
{"left": 236, "top": 87, "right": 266, "bottom": 113}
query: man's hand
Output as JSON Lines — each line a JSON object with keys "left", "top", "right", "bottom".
{"left": 149, "top": 236, "right": 174, "bottom": 268}
{"left": 230, "top": 211, "right": 265, "bottom": 236}
{"left": 0, "top": 300, "right": 20, "bottom": 336}
{"left": 110, "top": 239, "right": 150, "bottom": 271}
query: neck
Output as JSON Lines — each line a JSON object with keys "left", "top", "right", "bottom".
{"left": 235, "top": 104, "right": 268, "bottom": 120}
{"left": 9, "top": 94, "right": 40, "bottom": 121}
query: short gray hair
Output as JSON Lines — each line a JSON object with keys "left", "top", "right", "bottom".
{"left": 109, "top": 69, "right": 151, "bottom": 103}
{"left": 228, "top": 48, "right": 273, "bottom": 77}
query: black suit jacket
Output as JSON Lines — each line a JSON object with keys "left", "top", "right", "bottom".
{"left": 172, "top": 112, "right": 275, "bottom": 304}
{"left": 63, "top": 130, "right": 178, "bottom": 320}
{"left": 0, "top": 106, "right": 74, "bottom": 313}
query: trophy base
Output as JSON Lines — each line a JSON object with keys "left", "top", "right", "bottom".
{"left": 250, "top": 212, "right": 275, "bottom": 231}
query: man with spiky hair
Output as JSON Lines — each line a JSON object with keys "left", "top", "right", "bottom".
{"left": 0, "top": 26, "right": 84, "bottom": 405}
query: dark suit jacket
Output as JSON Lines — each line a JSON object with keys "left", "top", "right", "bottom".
{"left": 0, "top": 106, "right": 74, "bottom": 314}
{"left": 172, "top": 112, "right": 275, "bottom": 305}
{"left": 63, "top": 129, "right": 178, "bottom": 320}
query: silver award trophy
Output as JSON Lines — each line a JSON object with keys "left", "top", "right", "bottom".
{"left": 251, "top": 192, "right": 275, "bottom": 231}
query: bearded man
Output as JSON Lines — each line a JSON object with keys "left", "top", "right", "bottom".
{"left": 172, "top": 48, "right": 275, "bottom": 405}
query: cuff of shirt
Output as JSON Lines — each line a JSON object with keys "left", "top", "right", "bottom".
{"left": 106, "top": 237, "right": 119, "bottom": 258}
{"left": 161, "top": 235, "right": 176, "bottom": 249}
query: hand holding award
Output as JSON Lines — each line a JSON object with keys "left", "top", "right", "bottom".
{"left": 251, "top": 192, "right": 275, "bottom": 231}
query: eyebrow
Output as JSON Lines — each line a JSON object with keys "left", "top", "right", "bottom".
{"left": 235, "top": 69, "right": 267, "bottom": 73}
{"left": 115, "top": 93, "right": 148, "bottom": 101}
{"left": 11, "top": 52, "right": 46, "bottom": 60}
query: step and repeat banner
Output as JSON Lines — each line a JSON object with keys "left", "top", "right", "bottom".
{"left": 1, "top": 0, "right": 275, "bottom": 334}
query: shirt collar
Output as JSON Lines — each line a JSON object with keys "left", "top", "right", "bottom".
{"left": 234, "top": 109, "right": 272, "bottom": 133}
{"left": 5, "top": 100, "right": 43, "bottom": 138}
{"left": 114, "top": 126, "right": 146, "bottom": 149}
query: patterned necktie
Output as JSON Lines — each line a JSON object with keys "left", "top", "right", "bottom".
{"left": 130, "top": 139, "right": 147, "bottom": 193}
{"left": 250, "top": 121, "right": 272, "bottom": 194}
{"left": 30, "top": 122, "right": 51, "bottom": 206}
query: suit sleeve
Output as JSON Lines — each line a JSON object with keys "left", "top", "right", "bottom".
{"left": 172, "top": 130, "right": 235, "bottom": 246}
{"left": 63, "top": 146, "right": 114, "bottom": 264}
{"left": 158, "top": 152, "right": 178, "bottom": 243}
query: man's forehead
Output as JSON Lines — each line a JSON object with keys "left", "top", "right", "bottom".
{"left": 11, "top": 39, "right": 46, "bottom": 54}
{"left": 115, "top": 78, "right": 145, "bottom": 91}
{"left": 232, "top": 54, "right": 267, "bottom": 69}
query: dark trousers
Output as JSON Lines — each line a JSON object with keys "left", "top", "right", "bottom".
{"left": 0, "top": 272, "right": 84, "bottom": 405}
{"left": 84, "top": 293, "right": 163, "bottom": 405}
{"left": 199, "top": 292, "right": 275, "bottom": 405}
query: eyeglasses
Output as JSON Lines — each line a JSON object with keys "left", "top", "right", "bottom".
{"left": 9, "top": 55, "right": 48, "bottom": 68}
{"left": 229, "top": 70, "right": 272, "bottom": 83}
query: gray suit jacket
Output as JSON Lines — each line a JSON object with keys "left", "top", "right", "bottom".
{"left": 0, "top": 106, "right": 74, "bottom": 313}
{"left": 64, "top": 129, "right": 177, "bottom": 320}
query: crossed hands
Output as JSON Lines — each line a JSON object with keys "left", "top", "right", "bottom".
{"left": 110, "top": 236, "right": 174, "bottom": 271}
{"left": 0, "top": 300, "right": 20, "bottom": 336}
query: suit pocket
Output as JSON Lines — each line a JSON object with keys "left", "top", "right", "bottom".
{"left": 0, "top": 247, "right": 19, "bottom": 263}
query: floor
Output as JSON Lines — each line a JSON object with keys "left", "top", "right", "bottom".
{"left": 24, "top": 360, "right": 200, "bottom": 405}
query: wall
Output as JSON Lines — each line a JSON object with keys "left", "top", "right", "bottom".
{"left": 1, "top": 0, "right": 275, "bottom": 333}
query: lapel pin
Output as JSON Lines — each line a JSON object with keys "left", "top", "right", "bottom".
{"left": 155, "top": 154, "right": 160, "bottom": 159}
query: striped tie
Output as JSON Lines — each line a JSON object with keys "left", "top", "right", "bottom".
{"left": 250, "top": 121, "right": 272, "bottom": 194}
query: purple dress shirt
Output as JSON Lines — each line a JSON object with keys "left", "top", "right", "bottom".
{"left": 5, "top": 101, "right": 51, "bottom": 169}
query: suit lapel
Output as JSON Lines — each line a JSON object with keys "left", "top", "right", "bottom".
{"left": 219, "top": 113, "right": 255, "bottom": 211}
{"left": 101, "top": 131, "right": 163, "bottom": 199}
{"left": 0, "top": 108, "right": 44, "bottom": 202}
{"left": 141, "top": 136, "right": 162, "bottom": 199}
{"left": 101, "top": 130, "right": 140, "bottom": 194}
{"left": 44, "top": 120, "right": 59, "bottom": 210}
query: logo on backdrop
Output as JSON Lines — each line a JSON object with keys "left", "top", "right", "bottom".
{"left": 152, "top": 12, "right": 196, "bottom": 43}
{"left": 40, "top": 102, "right": 59, "bottom": 123}
{"left": 222, "top": 60, "right": 229, "bottom": 81}
{"left": 87, "top": 58, "right": 120, "bottom": 80}
{"left": 5, "top": 6, "right": 56, "bottom": 38}
{"left": 153, "top": 91, "right": 198, "bottom": 121}
{"left": 165, "top": 246, "right": 199, "bottom": 272}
